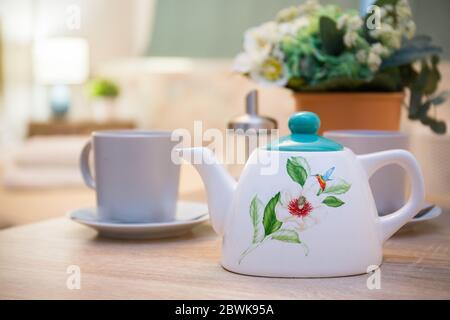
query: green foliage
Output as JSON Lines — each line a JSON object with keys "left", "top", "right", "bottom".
{"left": 406, "top": 56, "right": 447, "bottom": 134}
{"left": 381, "top": 36, "right": 442, "bottom": 69}
{"left": 236, "top": 1, "right": 447, "bottom": 134}
{"left": 86, "top": 78, "right": 120, "bottom": 99}
{"left": 319, "top": 16, "right": 344, "bottom": 56}
{"left": 374, "top": 0, "right": 400, "bottom": 6}
{"left": 284, "top": 7, "right": 446, "bottom": 134}
{"left": 262, "top": 192, "right": 282, "bottom": 236}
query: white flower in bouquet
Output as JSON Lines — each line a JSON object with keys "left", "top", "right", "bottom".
{"left": 337, "top": 14, "right": 362, "bottom": 31}
{"left": 298, "top": 0, "right": 321, "bottom": 15}
{"left": 276, "top": 6, "right": 300, "bottom": 23}
{"left": 278, "top": 17, "right": 309, "bottom": 37}
{"left": 369, "top": 43, "right": 389, "bottom": 71}
{"left": 384, "top": 4, "right": 394, "bottom": 12}
{"left": 397, "top": 0, "right": 413, "bottom": 18}
{"left": 348, "top": 16, "right": 363, "bottom": 30}
{"left": 243, "top": 21, "right": 279, "bottom": 61}
{"left": 232, "top": 52, "right": 253, "bottom": 73}
{"left": 370, "top": 23, "right": 402, "bottom": 49}
{"left": 371, "top": 43, "right": 389, "bottom": 57}
{"left": 367, "top": 51, "right": 382, "bottom": 72}
{"left": 372, "top": 0, "right": 415, "bottom": 46}
{"left": 343, "top": 31, "right": 358, "bottom": 48}
{"left": 232, "top": 21, "right": 281, "bottom": 75}
{"left": 396, "top": 0, "right": 415, "bottom": 39}
{"left": 233, "top": 21, "right": 290, "bottom": 86}
{"left": 337, "top": 13, "right": 363, "bottom": 48}
{"left": 356, "top": 49, "right": 367, "bottom": 63}
{"left": 369, "top": 22, "right": 392, "bottom": 38}
{"left": 404, "top": 20, "right": 416, "bottom": 38}
{"left": 249, "top": 50, "right": 289, "bottom": 86}
{"left": 385, "top": 30, "right": 402, "bottom": 49}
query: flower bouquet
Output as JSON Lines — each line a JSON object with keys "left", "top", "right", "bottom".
{"left": 233, "top": 0, "right": 447, "bottom": 133}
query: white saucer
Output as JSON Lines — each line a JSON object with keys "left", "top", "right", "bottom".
{"left": 409, "top": 203, "right": 442, "bottom": 223}
{"left": 68, "top": 201, "right": 209, "bottom": 240}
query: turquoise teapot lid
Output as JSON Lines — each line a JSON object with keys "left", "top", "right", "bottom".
{"left": 265, "top": 112, "right": 343, "bottom": 152}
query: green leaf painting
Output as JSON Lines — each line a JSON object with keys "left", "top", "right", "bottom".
{"left": 262, "top": 192, "right": 282, "bottom": 235}
{"left": 286, "top": 157, "right": 310, "bottom": 187}
{"left": 323, "top": 178, "right": 351, "bottom": 195}
{"left": 240, "top": 157, "right": 351, "bottom": 264}
{"left": 322, "top": 196, "right": 345, "bottom": 207}
{"left": 249, "top": 196, "right": 265, "bottom": 244}
{"left": 271, "top": 229, "right": 301, "bottom": 244}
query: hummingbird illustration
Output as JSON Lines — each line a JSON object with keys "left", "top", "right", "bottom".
{"left": 315, "top": 167, "right": 335, "bottom": 195}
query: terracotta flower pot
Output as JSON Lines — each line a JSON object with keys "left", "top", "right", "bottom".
{"left": 294, "top": 92, "right": 404, "bottom": 134}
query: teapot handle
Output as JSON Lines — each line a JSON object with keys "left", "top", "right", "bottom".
{"left": 357, "top": 150, "right": 425, "bottom": 243}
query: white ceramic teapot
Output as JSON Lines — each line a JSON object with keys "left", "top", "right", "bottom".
{"left": 180, "top": 112, "right": 425, "bottom": 277}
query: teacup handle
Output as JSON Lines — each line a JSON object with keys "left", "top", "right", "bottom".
{"left": 80, "top": 140, "right": 96, "bottom": 189}
{"left": 357, "top": 150, "right": 425, "bottom": 243}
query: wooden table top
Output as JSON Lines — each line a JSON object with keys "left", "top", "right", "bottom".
{"left": 0, "top": 205, "right": 449, "bottom": 299}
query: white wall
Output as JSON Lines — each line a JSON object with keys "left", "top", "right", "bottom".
{"left": 32, "top": 0, "right": 154, "bottom": 67}
{"left": 0, "top": 0, "right": 155, "bottom": 155}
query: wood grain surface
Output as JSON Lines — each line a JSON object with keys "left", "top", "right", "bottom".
{"left": 0, "top": 206, "right": 449, "bottom": 299}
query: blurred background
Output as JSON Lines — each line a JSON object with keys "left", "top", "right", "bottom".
{"left": 0, "top": 0, "right": 449, "bottom": 228}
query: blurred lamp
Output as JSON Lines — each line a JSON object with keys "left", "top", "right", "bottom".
{"left": 33, "top": 37, "right": 89, "bottom": 118}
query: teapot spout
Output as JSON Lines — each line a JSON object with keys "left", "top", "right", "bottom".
{"left": 179, "top": 147, "right": 236, "bottom": 235}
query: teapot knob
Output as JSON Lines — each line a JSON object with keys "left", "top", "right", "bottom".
{"left": 288, "top": 112, "right": 321, "bottom": 135}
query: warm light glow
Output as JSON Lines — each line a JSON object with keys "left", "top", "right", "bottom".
{"left": 33, "top": 37, "right": 89, "bottom": 85}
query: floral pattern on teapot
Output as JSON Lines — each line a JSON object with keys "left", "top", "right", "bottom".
{"left": 239, "top": 156, "right": 352, "bottom": 264}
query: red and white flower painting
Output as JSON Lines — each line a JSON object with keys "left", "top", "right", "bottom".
{"left": 239, "top": 156, "right": 351, "bottom": 264}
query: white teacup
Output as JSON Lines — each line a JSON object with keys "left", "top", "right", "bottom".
{"left": 324, "top": 130, "right": 409, "bottom": 216}
{"left": 80, "top": 131, "right": 180, "bottom": 223}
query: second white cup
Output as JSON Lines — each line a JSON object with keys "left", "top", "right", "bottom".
{"left": 324, "top": 130, "right": 409, "bottom": 216}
